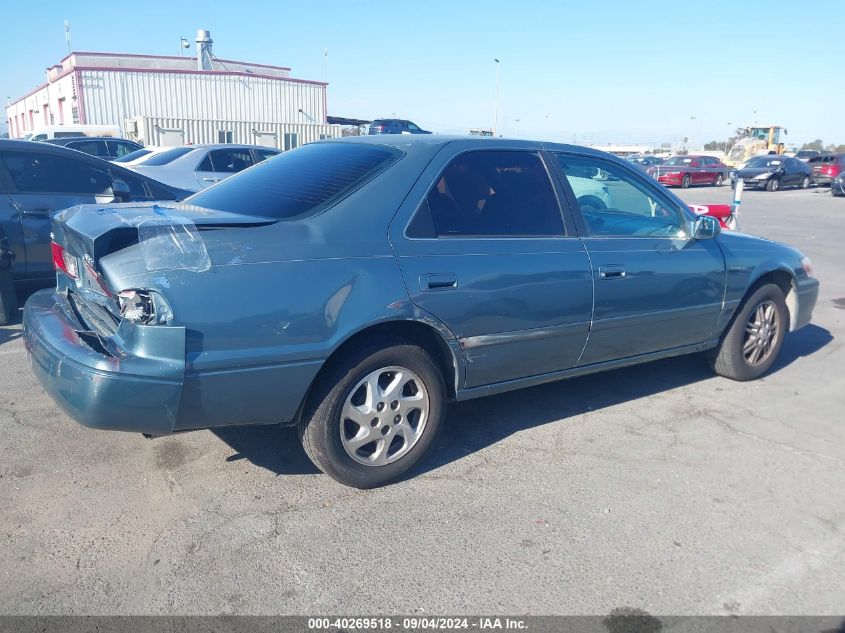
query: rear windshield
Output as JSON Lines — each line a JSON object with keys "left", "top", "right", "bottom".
{"left": 113, "top": 148, "right": 151, "bottom": 163}
{"left": 187, "top": 142, "right": 402, "bottom": 219}
{"left": 140, "top": 147, "right": 194, "bottom": 166}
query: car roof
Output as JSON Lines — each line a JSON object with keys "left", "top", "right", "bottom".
{"left": 43, "top": 136, "right": 137, "bottom": 145}
{"left": 319, "top": 134, "right": 644, "bottom": 163}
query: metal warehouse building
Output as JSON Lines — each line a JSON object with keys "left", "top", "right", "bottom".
{"left": 6, "top": 30, "right": 340, "bottom": 148}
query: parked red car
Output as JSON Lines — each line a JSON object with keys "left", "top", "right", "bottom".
{"left": 808, "top": 154, "right": 844, "bottom": 186}
{"left": 647, "top": 155, "right": 728, "bottom": 188}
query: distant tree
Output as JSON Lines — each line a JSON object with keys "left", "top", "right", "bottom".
{"left": 704, "top": 141, "right": 727, "bottom": 151}
{"left": 824, "top": 143, "right": 845, "bottom": 153}
{"left": 801, "top": 139, "right": 825, "bottom": 151}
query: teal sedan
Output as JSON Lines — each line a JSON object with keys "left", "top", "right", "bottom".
{"left": 23, "top": 137, "right": 819, "bottom": 488}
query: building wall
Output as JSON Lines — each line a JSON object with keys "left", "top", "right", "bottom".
{"left": 6, "top": 73, "right": 78, "bottom": 138}
{"left": 128, "top": 116, "right": 339, "bottom": 147}
{"left": 6, "top": 53, "right": 328, "bottom": 140}
{"left": 78, "top": 69, "right": 327, "bottom": 129}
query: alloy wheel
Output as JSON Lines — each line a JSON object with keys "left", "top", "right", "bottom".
{"left": 743, "top": 300, "right": 780, "bottom": 366}
{"left": 340, "top": 366, "right": 430, "bottom": 466}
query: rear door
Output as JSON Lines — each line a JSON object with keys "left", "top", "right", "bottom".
{"left": 0, "top": 149, "right": 115, "bottom": 280}
{"left": 552, "top": 152, "right": 726, "bottom": 365}
{"left": 389, "top": 146, "right": 592, "bottom": 389}
{"left": 194, "top": 148, "right": 255, "bottom": 189}
{"left": 0, "top": 165, "right": 26, "bottom": 280}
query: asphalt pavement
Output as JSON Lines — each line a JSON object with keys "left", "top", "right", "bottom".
{"left": 1, "top": 183, "right": 843, "bottom": 615}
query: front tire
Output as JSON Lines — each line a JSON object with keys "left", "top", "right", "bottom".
{"left": 766, "top": 177, "right": 780, "bottom": 192}
{"left": 681, "top": 174, "right": 691, "bottom": 189}
{"left": 709, "top": 283, "right": 787, "bottom": 381}
{"left": 299, "top": 341, "right": 446, "bottom": 488}
{"left": 714, "top": 173, "right": 724, "bottom": 187}
{"left": 801, "top": 176, "right": 811, "bottom": 189}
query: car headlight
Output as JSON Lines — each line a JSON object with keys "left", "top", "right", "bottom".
{"left": 801, "top": 256, "right": 813, "bottom": 277}
{"left": 754, "top": 172, "right": 773, "bottom": 180}
{"left": 664, "top": 170, "right": 681, "bottom": 175}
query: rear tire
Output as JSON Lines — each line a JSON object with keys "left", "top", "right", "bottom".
{"left": 681, "top": 174, "right": 691, "bottom": 189}
{"left": 709, "top": 283, "right": 787, "bottom": 381}
{"left": 766, "top": 177, "right": 780, "bottom": 192}
{"left": 298, "top": 341, "right": 446, "bottom": 488}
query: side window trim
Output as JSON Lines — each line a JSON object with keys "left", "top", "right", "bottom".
{"left": 403, "top": 148, "right": 570, "bottom": 240}
{"left": 549, "top": 151, "right": 691, "bottom": 239}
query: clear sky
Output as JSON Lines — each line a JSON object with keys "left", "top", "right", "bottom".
{"left": 2, "top": 0, "right": 843, "bottom": 148}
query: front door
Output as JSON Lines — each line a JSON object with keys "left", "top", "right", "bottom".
{"left": 389, "top": 147, "right": 593, "bottom": 388}
{"left": 552, "top": 152, "right": 726, "bottom": 366}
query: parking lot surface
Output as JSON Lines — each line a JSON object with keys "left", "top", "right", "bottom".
{"left": 1, "top": 184, "right": 843, "bottom": 615}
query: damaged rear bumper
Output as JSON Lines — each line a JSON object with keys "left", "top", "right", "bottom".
{"left": 23, "top": 289, "right": 185, "bottom": 435}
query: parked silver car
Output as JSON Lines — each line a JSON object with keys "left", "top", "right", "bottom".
{"left": 129, "top": 144, "right": 280, "bottom": 192}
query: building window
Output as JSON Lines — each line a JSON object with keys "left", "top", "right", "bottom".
{"left": 217, "top": 130, "right": 233, "bottom": 144}
{"left": 57, "top": 98, "right": 65, "bottom": 124}
{"left": 284, "top": 133, "right": 299, "bottom": 151}
{"left": 43, "top": 104, "right": 49, "bottom": 126}
{"left": 29, "top": 110, "right": 35, "bottom": 130}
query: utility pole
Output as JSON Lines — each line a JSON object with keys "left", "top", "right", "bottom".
{"left": 64, "top": 20, "right": 71, "bottom": 55}
{"left": 493, "top": 58, "right": 500, "bottom": 137}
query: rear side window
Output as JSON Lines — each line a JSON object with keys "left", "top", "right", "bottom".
{"left": 408, "top": 150, "right": 564, "bottom": 238}
{"left": 141, "top": 147, "right": 194, "bottom": 166}
{"left": 198, "top": 149, "right": 254, "bottom": 173}
{"left": 1, "top": 151, "right": 113, "bottom": 194}
{"left": 187, "top": 142, "right": 401, "bottom": 219}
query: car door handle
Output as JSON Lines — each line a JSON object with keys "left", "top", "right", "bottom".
{"left": 202, "top": 177, "right": 222, "bottom": 183}
{"left": 421, "top": 273, "right": 457, "bottom": 291}
{"left": 598, "top": 266, "right": 626, "bottom": 280}
{"left": 20, "top": 208, "right": 52, "bottom": 217}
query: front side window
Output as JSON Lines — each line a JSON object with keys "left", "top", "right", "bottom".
{"left": 407, "top": 122, "right": 420, "bottom": 131}
{"left": 187, "top": 142, "right": 401, "bottom": 220}
{"left": 253, "top": 149, "right": 280, "bottom": 163}
{"left": 408, "top": 150, "right": 564, "bottom": 238}
{"left": 554, "top": 154, "right": 688, "bottom": 238}
{"left": 109, "top": 140, "right": 139, "bottom": 158}
{"left": 1, "top": 151, "right": 113, "bottom": 195}
{"left": 68, "top": 140, "right": 111, "bottom": 159}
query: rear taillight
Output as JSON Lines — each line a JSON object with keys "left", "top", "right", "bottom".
{"left": 51, "top": 241, "right": 78, "bottom": 279}
{"left": 828, "top": 165, "right": 842, "bottom": 177}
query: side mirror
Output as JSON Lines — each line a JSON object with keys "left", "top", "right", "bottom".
{"left": 693, "top": 214, "right": 720, "bottom": 240}
{"left": 111, "top": 179, "right": 131, "bottom": 203}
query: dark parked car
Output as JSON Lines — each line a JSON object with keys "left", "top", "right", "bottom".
{"left": 832, "top": 171, "right": 845, "bottom": 197}
{"left": 648, "top": 155, "right": 728, "bottom": 188}
{"left": 732, "top": 155, "right": 812, "bottom": 191}
{"left": 23, "top": 137, "right": 818, "bottom": 488}
{"left": 808, "top": 153, "right": 844, "bottom": 186}
{"left": 44, "top": 136, "right": 144, "bottom": 161}
{"left": 369, "top": 119, "right": 431, "bottom": 135}
{"left": 0, "top": 139, "right": 189, "bottom": 290}
{"left": 794, "top": 149, "right": 821, "bottom": 162}
{"left": 626, "top": 155, "right": 664, "bottom": 170}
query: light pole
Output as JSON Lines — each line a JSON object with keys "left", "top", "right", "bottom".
{"left": 724, "top": 122, "right": 733, "bottom": 158}
{"left": 493, "top": 58, "right": 500, "bottom": 137}
{"left": 690, "top": 115, "right": 697, "bottom": 151}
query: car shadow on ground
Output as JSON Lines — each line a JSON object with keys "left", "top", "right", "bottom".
{"left": 0, "top": 308, "right": 23, "bottom": 347}
{"left": 211, "top": 324, "right": 832, "bottom": 480}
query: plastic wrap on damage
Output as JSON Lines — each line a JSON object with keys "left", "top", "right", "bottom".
{"left": 137, "top": 218, "right": 211, "bottom": 272}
